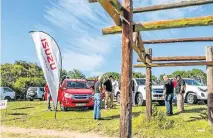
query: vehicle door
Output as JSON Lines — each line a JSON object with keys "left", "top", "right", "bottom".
{"left": 0, "top": 87, "right": 4, "bottom": 100}
{"left": 38, "top": 87, "right": 44, "bottom": 98}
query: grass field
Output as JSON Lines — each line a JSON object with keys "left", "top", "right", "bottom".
{"left": 0, "top": 101, "right": 213, "bottom": 138}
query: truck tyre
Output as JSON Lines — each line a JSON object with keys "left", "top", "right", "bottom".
{"left": 186, "top": 93, "right": 197, "bottom": 104}
{"left": 4, "top": 96, "right": 11, "bottom": 101}
{"left": 116, "top": 93, "right": 121, "bottom": 103}
{"left": 136, "top": 93, "right": 144, "bottom": 106}
{"left": 60, "top": 102, "right": 67, "bottom": 111}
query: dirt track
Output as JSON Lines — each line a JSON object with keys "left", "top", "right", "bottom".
{"left": 0, "top": 126, "right": 115, "bottom": 138}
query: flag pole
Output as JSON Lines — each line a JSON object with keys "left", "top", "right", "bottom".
{"left": 54, "top": 100, "right": 58, "bottom": 120}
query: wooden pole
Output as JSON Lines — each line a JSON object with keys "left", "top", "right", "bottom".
{"left": 102, "top": 15, "right": 213, "bottom": 35}
{"left": 145, "top": 48, "right": 152, "bottom": 120}
{"left": 134, "top": 61, "right": 213, "bottom": 68}
{"left": 133, "top": 0, "right": 213, "bottom": 13}
{"left": 142, "top": 37, "right": 213, "bottom": 44}
{"left": 206, "top": 46, "right": 213, "bottom": 132}
{"left": 120, "top": 0, "right": 133, "bottom": 138}
{"left": 137, "top": 56, "right": 206, "bottom": 62}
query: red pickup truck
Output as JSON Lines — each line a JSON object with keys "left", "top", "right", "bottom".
{"left": 44, "top": 79, "right": 104, "bottom": 111}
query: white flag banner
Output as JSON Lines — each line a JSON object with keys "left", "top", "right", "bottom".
{"left": 30, "top": 31, "right": 62, "bottom": 108}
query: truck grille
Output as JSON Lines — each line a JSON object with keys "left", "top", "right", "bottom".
{"left": 72, "top": 95, "right": 90, "bottom": 100}
{"left": 152, "top": 89, "right": 163, "bottom": 93}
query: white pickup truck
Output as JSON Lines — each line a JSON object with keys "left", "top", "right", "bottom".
{"left": 115, "top": 78, "right": 164, "bottom": 106}
{"left": 182, "top": 78, "right": 207, "bottom": 104}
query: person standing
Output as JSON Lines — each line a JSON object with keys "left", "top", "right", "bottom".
{"left": 103, "top": 75, "right": 113, "bottom": 109}
{"left": 110, "top": 76, "right": 118, "bottom": 108}
{"left": 93, "top": 76, "right": 102, "bottom": 120}
{"left": 163, "top": 75, "right": 174, "bottom": 116}
{"left": 44, "top": 84, "right": 52, "bottom": 111}
{"left": 175, "top": 75, "right": 186, "bottom": 112}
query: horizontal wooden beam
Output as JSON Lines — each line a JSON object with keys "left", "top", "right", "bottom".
{"left": 143, "top": 37, "right": 213, "bottom": 44}
{"left": 133, "top": 0, "right": 213, "bottom": 13}
{"left": 88, "top": 0, "right": 98, "bottom": 3}
{"left": 102, "top": 15, "right": 213, "bottom": 35}
{"left": 97, "top": 0, "right": 121, "bottom": 26}
{"left": 137, "top": 56, "right": 206, "bottom": 62}
{"left": 134, "top": 61, "right": 213, "bottom": 68}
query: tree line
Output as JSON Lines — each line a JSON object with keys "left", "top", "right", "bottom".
{"left": 0, "top": 61, "right": 206, "bottom": 95}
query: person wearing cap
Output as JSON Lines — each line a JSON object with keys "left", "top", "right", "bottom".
{"left": 163, "top": 75, "right": 174, "bottom": 116}
{"left": 175, "top": 75, "right": 186, "bottom": 112}
{"left": 93, "top": 76, "right": 102, "bottom": 120}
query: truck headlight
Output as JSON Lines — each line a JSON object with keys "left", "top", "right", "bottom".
{"left": 198, "top": 87, "right": 207, "bottom": 92}
{"left": 64, "top": 93, "right": 72, "bottom": 98}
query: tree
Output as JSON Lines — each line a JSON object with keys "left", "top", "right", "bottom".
{"left": 1, "top": 61, "right": 45, "bottom": 94}
{"left": 159, "top": 69, "right": 207, "bottom": 85}
{"left": 67, "top": 69, "right": 86, "bottom": 79}
{"left": 102, "top": 72, "right": 120, "bottom": 81}
{"left": 133, "top": 72, "right": 145, "bottom": 78}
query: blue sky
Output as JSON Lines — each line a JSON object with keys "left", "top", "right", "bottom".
{"left": 1, "top": 0, "right": 213, "bottom": 78}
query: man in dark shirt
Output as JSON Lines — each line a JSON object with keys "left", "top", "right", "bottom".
{"left": 163, "top": 75, "right": 174, "bottom": 116}
{"left": 175, "top": 75, "right": 186, "bottom": 112}
{"left": 93, "top": 76, "right": 102, "bottom": 120}
{"left": 103, "top": 75, "right": 113, "bottom": 109}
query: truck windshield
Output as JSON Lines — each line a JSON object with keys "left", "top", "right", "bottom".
{"left": 135, "top": 79, "right": 157, "bottom": 85}
{"left": 184, "top": 79, "right": 202, "bottom": 86}
{"left": 66, "top": 81, "right": 89, "bottom": 89}
{"left": 135, "top": 79, "right": 146, "bottom": 85}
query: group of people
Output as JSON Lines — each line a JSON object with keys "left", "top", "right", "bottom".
{"left": 93, "top": 75, "right": 118, "bottom": 120}
{"left": 163, "top": 75, "right": 186, "bottom": 116}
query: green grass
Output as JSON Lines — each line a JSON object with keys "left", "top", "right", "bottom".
{"left": 1, "top": 101, "right": 213, "bottom": 138}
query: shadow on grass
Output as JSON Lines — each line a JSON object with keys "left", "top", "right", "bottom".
{"left": 173, "top": 107, "right": 206, "bottom": 116}
{"left": 102, "top": 111, "right": 142, "bottom": 120}
{"left": 12, "top": 106, "right": 35, "bottom": 110}
{"left": 1, "top": 117, "right": 24, "bottom": 122}
{"left": 8, "top": 113, "right": 28, "bottom": 116}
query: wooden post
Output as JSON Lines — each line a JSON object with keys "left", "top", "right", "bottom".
{"left": 145, "top": 48, "right": 152, "bottom": 120}
{"left": 206, "top": 46, "right": 213, "bottom": 132}
{"left": 120, "top": 0, "right": 133, "bottom": 138}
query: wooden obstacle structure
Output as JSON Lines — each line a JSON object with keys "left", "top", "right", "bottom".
{"left": 89, "top": 0, "right": 213, "bottom": 137}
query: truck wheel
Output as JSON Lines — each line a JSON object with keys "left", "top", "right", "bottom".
{"left": 116, "top": 93, "right": 121, "bottom": 103}
{"left": 158, "top": 101, "right": 165, "bottom": 106}
{"left": 60, "top": 102, "right": 67, "bottom": 111}
{"left": 4, "top": 96, "right": 11, "bottom": 101}
{"left": 186, "top": 93, "right": 197, "bottom": 104}
{"left": 136, "top": 93, "right": 144, "bottom": 106}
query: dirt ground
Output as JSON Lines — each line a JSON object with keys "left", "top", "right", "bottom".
{"left": 0, "top": 126, "right": 115, "bottom": 138}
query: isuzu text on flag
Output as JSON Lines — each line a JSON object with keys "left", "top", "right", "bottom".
{"left": 30, "top": 31, "right": 62, "bottom": 109}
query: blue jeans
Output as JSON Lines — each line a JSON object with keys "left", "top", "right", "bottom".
{"left": 93, "top": 93, "right": 101, "bottom": 119}
{"left": 165, "top": 93, "right": 173, "bottom": 115}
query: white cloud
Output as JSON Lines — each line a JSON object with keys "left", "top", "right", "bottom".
{"left": 62, "top": 50, "right": 104, "bottom": 72}
{"left": 37, "top": 0, "right": 116, "bottom": 72}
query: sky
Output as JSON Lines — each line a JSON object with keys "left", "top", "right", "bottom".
{"left": 1, "top": 0, "right": 213, "bottom": 78}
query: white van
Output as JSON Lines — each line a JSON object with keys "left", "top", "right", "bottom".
{"left": 0, "top": 87, "right": 16, "bottom": 101}
{"left": 26, "top": 87, "right": 44, "bottom": 101}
